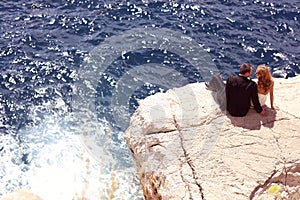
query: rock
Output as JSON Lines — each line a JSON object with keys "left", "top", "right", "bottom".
{"left": 0, "top": 189, "right": 42, "bottom": 200}
{"left": 125, "top": 76, "right": 300, "bottom": 200}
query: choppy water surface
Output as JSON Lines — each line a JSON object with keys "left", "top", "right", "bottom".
{"left": 0, "top": 0, "right": 299, "bottom": 199}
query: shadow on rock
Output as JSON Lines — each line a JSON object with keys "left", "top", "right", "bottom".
{"left": 205, "top": 73, "right": 226, "bottom": 111}
{"left": 206, "top": 73, "right": 277, "bottom": 130}
{"left": 226, "top": 107, "right": 277, "bottom": 130}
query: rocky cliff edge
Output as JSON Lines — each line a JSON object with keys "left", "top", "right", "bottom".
{"left": 125, "top": 76, "right": 300, "bottom": 200}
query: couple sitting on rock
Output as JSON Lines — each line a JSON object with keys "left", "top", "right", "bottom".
{"left": 206, "top": 63, "right": 276, "bottom": 117}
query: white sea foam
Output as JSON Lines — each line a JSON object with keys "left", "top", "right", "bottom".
{"left": 0, "top": 102, "right": 142, "bottom": 199}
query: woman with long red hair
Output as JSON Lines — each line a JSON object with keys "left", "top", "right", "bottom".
{"left": 255, "top": 65, "right": 277, "bottom": 110}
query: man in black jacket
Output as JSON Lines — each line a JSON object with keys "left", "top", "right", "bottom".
{"left": 226, "top": 63, "right": 267, "bottom": 117}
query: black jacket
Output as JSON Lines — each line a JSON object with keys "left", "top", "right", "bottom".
{"left": 225, "top": 75, "right": 262, "bottom": 117}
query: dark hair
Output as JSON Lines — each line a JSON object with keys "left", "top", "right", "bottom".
{"left": 240, "top": 63, "right": 252, "bottom": 75}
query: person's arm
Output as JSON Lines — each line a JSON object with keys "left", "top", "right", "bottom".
{"left": 251, "top": 83, "right": 267, "bottom": 116}
{"left": 269, "top": 81, "right": 275, "bottom": 109}
{"left": 225, "top": 77, "right": 231, "bottom": 105}
{"left": 251, "top": 84, "right": 262, "bottom": 113}
{"left": 225, "top": 77, "right": 235, "bottom": 114}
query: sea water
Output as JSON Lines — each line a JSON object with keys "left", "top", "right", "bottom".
{"left": 0, "top": 1, "right": 299, "bottom": 199}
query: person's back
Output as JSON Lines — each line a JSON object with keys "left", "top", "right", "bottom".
{"left": 226, "top": 75, "right": 261, "bottom": 116}
{"left": 226, "top": 63, "right": 266, "bottom": 117}
{"left": 255, "top": 65, "right": 276, "bottom": 109}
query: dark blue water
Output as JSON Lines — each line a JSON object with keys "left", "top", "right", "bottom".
{"left": 0, "top": 0, "right": 299, "bottom": 198}
{"left": 1, "top": 0, "right": 299, "bottom": 132}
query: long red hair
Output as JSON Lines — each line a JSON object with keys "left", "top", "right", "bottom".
{"left": 256, "top": 65, "right": 273, "bottom": 93}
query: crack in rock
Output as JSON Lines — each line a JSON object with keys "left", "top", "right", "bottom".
{"left": 250, "top": 162, "right": 300, "bottom": 199}
{"left": 174, "top": 115, "right": 205, "bottom": 200}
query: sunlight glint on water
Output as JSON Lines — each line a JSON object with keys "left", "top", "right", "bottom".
{"left": 0, "top": 103, "right": 142, "bottom": 199}
{"left": 0, "top": 0, "right": 299, "bottom": 199}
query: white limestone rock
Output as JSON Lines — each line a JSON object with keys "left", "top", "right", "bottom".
{"left": 126, "top": 76, "right": 300, "bottom": 200}
{"left": 0, "top": 189, "right": 42, "bottom": 200}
